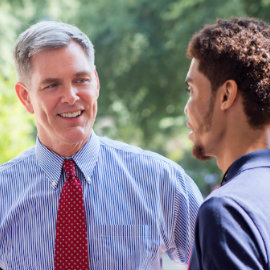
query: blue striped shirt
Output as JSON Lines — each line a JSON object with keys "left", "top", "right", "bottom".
{"left": 0, "top": 131, "right": 203, "bottom": 270}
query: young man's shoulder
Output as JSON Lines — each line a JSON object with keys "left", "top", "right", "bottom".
{"left": 199, "top": 155, "right": 270, "bottom": 240}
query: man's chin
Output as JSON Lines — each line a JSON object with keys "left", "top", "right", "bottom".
{"left": 192, "top": 144, "right": 212, "bottom": 161}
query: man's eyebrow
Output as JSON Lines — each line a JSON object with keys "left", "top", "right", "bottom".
{"left": 74, "top": 71, "right": 92, "bottom": 77}
{"left": 39, "top": 72, "right": 92, "bottom": 85}
{"left": 40, "top": 78, "right": 60, "bottom": 85}
{"left": 185, "top": 77, "right": 193, "bottom": 84}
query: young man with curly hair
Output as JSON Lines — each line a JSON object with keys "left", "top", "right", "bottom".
{"left": 184, "top": 17, "right": 270, "bottom": 269}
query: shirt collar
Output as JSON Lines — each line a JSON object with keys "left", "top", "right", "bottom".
{"left": 35, "top": 131, "right": 100, "bottom": 188}
{"left": 73, "top": 131, "right": 100, "bottom": 184}
{"left": 221, "top": 149, "right": 270, "bottom": 186}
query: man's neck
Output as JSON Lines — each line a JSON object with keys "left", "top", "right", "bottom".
{"left": 39, "top": 135, "right": 91, "bottom": 158}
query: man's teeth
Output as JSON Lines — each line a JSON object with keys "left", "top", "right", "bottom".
{"left": 60, "top": 111, "right": 82, "bottom": 118}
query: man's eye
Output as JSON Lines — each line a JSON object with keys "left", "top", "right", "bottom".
{"left": 76, "top": 78, "right": 90, "bottom": 84}
{"left": 44, "top": 83, "right": 57, "bottom": 89}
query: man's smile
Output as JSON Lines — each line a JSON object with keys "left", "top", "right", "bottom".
{"left": 58, "top": 110, "right": 84, "bottom": 118}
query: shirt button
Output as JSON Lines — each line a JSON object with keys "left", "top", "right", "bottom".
{"left": 52, "top": 181, "right": 57, "bottom": 187}
{"left": 87, "top": 177, "right": 91, "bottom": 182}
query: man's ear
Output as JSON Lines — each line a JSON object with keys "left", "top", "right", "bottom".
{"left": 94, "top": 68, "right": 100, "bottom": 94}
{"left": 220, "top": 80, "right": 238, "bottom": 111}
{"left": 15, "top": 82, "right": 34, "bottom": 114}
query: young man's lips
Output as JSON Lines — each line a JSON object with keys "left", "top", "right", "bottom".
{"left": 188, "top": 130, "right": 194, "bottom": 141}
{"left": 186, "top": 121, "right": 192, "bottom": 130}
{"left": 186, "top": 121, "right": 195, "bottom": 141}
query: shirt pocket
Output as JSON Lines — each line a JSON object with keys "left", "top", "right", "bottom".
{"left": 88, "top": 224, "right": 160, "bottom": 270}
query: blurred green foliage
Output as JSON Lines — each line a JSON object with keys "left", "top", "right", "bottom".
{"left": 0, "top": 0, "right": 269, "bottom": 196}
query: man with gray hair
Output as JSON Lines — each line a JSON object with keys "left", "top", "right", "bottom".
{"left": 0, "top": 21, "right": 202, "bottom": 270}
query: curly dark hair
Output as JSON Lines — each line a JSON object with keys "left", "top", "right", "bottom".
{"left": 187, "top": 17, "right": 270, "bottom": 128}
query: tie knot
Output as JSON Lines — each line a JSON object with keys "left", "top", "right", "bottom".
{"left": 63, "top": 159, "right": 76, "bottom": 178}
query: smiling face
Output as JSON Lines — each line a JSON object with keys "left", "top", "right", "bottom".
{"left": 184, "top": 58, "right": 223, "bottom": 160}
{"left": 16, "top": 41, "right": 100, "bottom": 157}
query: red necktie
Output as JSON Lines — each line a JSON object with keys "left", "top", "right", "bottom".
{"left": 54, "top": 159, "right": 90, "bottom": 270}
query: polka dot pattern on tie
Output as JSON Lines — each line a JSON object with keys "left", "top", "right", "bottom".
{"left": 54, "top": 159, "right": 90, "bottom": 270}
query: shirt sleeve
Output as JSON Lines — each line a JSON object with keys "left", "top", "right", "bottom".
{"left": 188, "top": 196, "right": 266, "bottom": 270}
{"left": 166, "top": 171, "right": 203, "bottom": 264}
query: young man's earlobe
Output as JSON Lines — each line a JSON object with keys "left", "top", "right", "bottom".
{"left": 220, "top": 80, "right": 238, "bottom": 111}
{"left": 15, "top": 82, "right": 34, "bottom": 114}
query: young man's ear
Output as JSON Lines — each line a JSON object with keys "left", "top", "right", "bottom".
{"left": 15, "top": 82, "right": 34, "bottom": 114}
{"left": 220, "top": 80, "right": 238, "bottom": 111}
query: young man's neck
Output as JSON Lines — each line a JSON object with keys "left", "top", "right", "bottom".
{"left": 216, "top": 126, "right": 270, "bottom": 173}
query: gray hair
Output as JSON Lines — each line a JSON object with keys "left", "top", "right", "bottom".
{"left": 14, "top": 20, "right": 95, "bottom": 83}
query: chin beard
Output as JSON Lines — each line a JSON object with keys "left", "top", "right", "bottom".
{"left": 192, "top": 144, "right": 212, "bottom": 161}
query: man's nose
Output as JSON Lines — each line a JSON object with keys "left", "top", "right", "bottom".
{"left": 62, "top": 85, "right": 79, "bottom": 104}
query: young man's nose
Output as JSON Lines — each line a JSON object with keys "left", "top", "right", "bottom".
{"left": 184, "top": 100, "right": 189, "bottom": 115}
